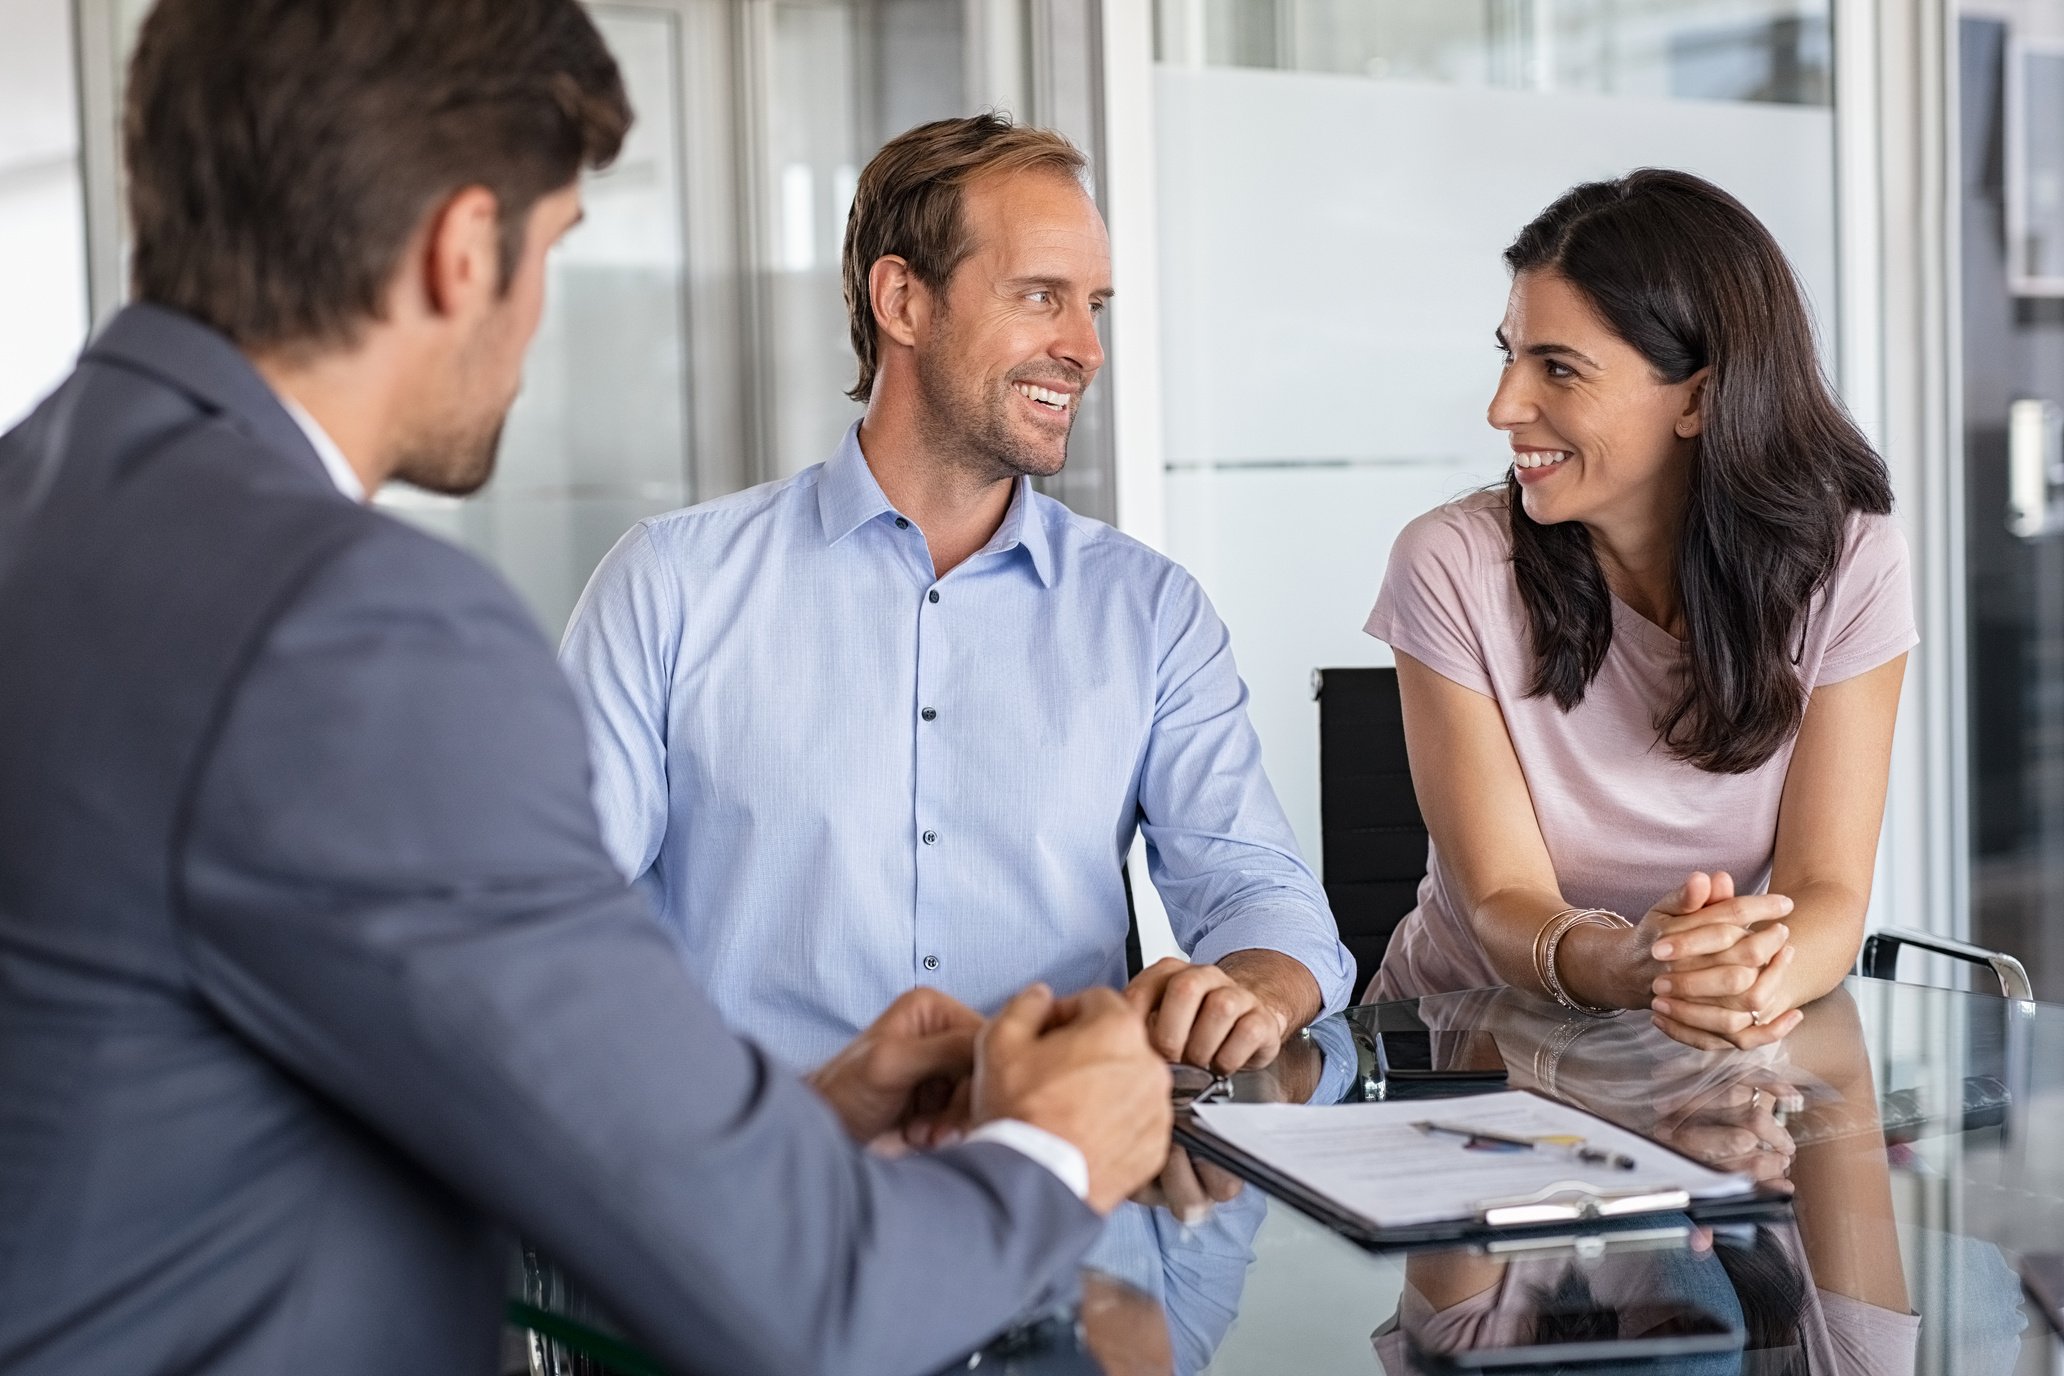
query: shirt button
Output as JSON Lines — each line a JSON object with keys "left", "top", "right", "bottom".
{"left": 927, "top": 589, "right": 940, "bottom": 604}
{"left": 920, "top": 707, "right": 937, "bottom": 722}
{"left": 895, "top": 516, "right": 909, "bottom": 529}
{"left": 923, "top": 955, "right": 940, "bottom": 971}
{"left": 922, "top": 829, "right": 937, "bottom": 845}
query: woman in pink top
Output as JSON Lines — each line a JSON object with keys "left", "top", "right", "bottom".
{"left": 1365, "top": 169, "right": 1915, "bottom": 1049}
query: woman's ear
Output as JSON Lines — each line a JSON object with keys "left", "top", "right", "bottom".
{"left": 1675, "top": 367, "right": 1713, "bottom": 440}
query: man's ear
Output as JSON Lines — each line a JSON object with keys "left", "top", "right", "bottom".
{"left": 869, "top": 255, "right": 931, "bottom": 351}
{"left": 420, "top": 185, "right": 503, "bottom": 321}
{"left": 1675, "top": 365, "right": 1713, "bottom": 440}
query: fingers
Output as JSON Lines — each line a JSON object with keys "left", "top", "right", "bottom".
{"left": 1649, "top": 871, "right": 1714, "bottom": 920}
{"left": 1205, "top": 1009, "right": 1281, "bottom": 1075}
{"left": 1649, "top": 901, "right": 1793, "bottom": 961}
{"left": 1651, "top": 1002, "right": 1802, "bottom": 1051}
{"left": 1123, "top": 957, "right": 1188, "bottom": 1015}
{"left": 881, "top": 985, "right": 986, "bottom": 1038}
{"left": 979, "top": 982, "right": 1055, "bottom": 1059}
{"left": 1136, "top": 962, "right": 1286, "bottom": 1071}
{"left": 1653, "top": 932, "right": 1787, "bottom": 999}
{"left": 1144, "top": 963, "right": 1220, "bottom": 1061}
{"left": 1659, "top": 923, "right": 1790, "bottom": 976}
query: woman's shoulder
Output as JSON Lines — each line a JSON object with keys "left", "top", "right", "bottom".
{"left": 1837, "top": 508, "right": 1911, "bottom": 573}
{"left": 1389, "top": 487, "right": 1514, "bottom": 577}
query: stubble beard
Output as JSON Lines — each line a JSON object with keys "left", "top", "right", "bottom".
{"left": 392, "top": 411, "right": 506, "bottom": 497}
{"left": 914, "top": 325, "right": 1071, "bottom": 485}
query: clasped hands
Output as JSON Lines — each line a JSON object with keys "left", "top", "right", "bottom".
{"left": 806, "top": 958, "right": 1303, "bottom": 1216}
{"left": 1635, "top": 870, "right": 1801, "bottom": 1051}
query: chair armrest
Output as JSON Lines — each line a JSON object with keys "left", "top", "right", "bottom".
{"left": 1859, "top": 927, "right": 2034, "bottom": 1001}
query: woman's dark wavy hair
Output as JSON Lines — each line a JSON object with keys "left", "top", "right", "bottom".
{"left": 1503, "top": 169, "right": 1892, "bottom": 774}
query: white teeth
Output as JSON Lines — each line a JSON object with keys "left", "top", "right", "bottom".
{"left": 1013, "top": 382, "right": 1070, "bottom": 410}
{"left": 1513, "top": 450, "right": 1570, "bottom": 469}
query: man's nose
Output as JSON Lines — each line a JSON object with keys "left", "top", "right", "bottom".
{"left": 1056, "top": 302, "right": 1105, "bottom": 376}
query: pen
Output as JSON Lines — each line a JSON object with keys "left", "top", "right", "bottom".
{"left": 1413, "top": 1120, "right": 1638, "bottom": 1171}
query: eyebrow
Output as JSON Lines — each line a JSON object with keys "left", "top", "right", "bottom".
{"left": 1494, "top": 328, "right": 1598, "bottom": 369}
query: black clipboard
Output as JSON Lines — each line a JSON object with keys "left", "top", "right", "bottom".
{"left": 1173, "top": 1108, "right": 1792, "bottom": 1253}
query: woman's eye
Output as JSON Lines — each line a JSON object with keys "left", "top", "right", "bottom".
{"left": 1544, "top": 360, "right": 1574, "bottom": 379}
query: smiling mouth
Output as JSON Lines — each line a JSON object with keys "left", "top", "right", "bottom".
{"left": 1012, "top": 381, "right": 1073, "bottom": 414}
{"left": 1512, "top": 448, "right": 1571, "bottom": 470}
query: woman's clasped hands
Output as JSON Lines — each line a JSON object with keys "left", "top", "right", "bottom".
{"left": 1636, "top": 870, "right": 1801, "bottom": 1051}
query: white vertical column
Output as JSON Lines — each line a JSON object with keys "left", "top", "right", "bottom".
{"left": 1844, "top": 0, "right": 1967, "bottom": 942}
{"left": 1099, "top": 0, "right": 1167, "bottom": 555}
{"left": 1100, "top": 0, "right": 1176, "bottom": 958}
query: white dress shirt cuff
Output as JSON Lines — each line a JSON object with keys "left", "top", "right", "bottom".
{"left": 965, "top": 1118, "right": 1090, "bottom": 1201}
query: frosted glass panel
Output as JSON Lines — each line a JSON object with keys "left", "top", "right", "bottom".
{"left": 1157, "top": 0, "right": 1830, "bottom": 106}
{"left": 0, "top": 0, "right": 88, "bottom": 429}
{"left": 759, "top": 0, "right": 973, "bottom": 477}
{"left": 1154, "top": 55, "right": 1838, "bottom": 863}
{"left": 381, "top": 7, "right": 694, "bottom": 638}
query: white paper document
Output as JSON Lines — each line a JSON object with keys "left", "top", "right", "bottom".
{"left": 1193, "top": 1089, "right": 1751, "bottom": 1230}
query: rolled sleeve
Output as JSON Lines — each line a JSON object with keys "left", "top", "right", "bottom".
{"left": 1135, "top": 572, "right": 1355, "bottom": 1015}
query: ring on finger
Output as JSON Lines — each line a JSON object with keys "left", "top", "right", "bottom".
{"left": 1747, "top": 1007, "right": 1771, "bottom": 1027}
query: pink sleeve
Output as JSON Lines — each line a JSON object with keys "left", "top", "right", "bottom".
{"left": 1815, "top": 514, "right": 1919, "bottom": 687}
{"left": 1364, "top": 505, "right": 1496, "bottom": 696}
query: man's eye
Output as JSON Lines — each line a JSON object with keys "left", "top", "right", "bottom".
{"left": 1027, "top": 290, "right": 1051, "bottom": 304}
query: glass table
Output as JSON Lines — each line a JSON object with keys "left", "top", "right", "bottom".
{"left": 513, "top": 976, "right": 2064, "bottom": 1374}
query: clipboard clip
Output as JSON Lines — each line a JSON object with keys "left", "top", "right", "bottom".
{"left": 1475, "top": 1180, "right": 1693, "bottom": 1228}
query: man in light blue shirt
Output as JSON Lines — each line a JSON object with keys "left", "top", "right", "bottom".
{"left": 561, "top": 113, "right": 1352, "bottom": 1074}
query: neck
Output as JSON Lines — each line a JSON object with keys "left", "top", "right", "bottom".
{"left": 858, "top": 383, "right": 1017, "bottom": 577}
{"left": 1584, "top": 487, "right": 1689, "bottom": 636}
{"left": 248, "top": 346, "right": 402, "bottom": 497}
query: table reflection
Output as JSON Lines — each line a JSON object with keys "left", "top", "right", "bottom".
{"left": 516, "top": 980, "right": 2062, "bottom": 1376}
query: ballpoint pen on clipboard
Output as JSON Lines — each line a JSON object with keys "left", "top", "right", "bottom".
{"left": 1413, "top": 1118, "right": 1638, "bottom": 1171}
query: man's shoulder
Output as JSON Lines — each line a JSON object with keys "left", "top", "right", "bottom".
{"left": 281, "top": 510, "right": 549, "bottom": 661}
{"left": 632, "top": 465, "right": 825, "bottom": 553}
{"left": 1030, "top": 491, "right": 1190, "bottom": 588}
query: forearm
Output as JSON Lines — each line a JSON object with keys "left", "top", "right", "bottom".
{"left": 1761, "top": 879, "right": 1867, "bottom": 1013}
{"left": 1470, "top": 885, "right": 1654, "bottom": 1010}
{"left": 1217, "top": 949, "right": 1323, "bottom": 1032}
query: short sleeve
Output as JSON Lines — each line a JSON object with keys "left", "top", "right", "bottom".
{"left": 1814, "top": 514, "right": 1918, "bottom": 687}
{"left": 1363, "top": 504, "right": 1496, "bottom": 696}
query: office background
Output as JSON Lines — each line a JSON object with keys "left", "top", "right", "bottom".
{"left": 6, "top": 0, "right": 2062, "bottom": 1008}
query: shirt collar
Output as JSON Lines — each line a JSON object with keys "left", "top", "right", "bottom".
{"left": 815, "top": 422, "right": 1055, "bottom": 588}
{"left": 277, "top": 394, "right": 367, "bottom": 503}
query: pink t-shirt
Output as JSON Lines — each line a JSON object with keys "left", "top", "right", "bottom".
{"left": 1363, "top": 490, "right": 1917, "bottom": 1002}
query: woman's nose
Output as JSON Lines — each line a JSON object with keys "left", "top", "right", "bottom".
{"left": 1486, "top": 368, "right": 1535, "bottom": 431}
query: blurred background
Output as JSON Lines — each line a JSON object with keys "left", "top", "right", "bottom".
{"left": 7, "top": 0, "right": 2064, "bottom": 1004}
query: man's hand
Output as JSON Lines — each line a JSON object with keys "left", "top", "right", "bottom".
{"left": 806, "top": 987, "right": 982, "bottom": 1145}
{"left": 973, "top": 984, "right": 1171, "bottom": 1214}
{"left": 1124, "top": 952, "right": 1317, "bottom": 1074}
{"left": 1131, "top": 1143, "right": 1246, "bottom": 1225}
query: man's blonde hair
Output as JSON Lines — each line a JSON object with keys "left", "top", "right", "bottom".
{"left": 841, "top": 113, "right": 1088, "bottom": 401}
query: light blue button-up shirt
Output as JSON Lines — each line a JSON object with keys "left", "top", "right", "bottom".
{"left": 560, "top": 425, "right": 1352, "bottom": 1069}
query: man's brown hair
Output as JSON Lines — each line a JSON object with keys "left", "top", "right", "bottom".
{"left": 841, "top": 113, "right": 1088, "bottom": 401}
{"left": 124, "top": 0, "right": 632, "bottom": 353}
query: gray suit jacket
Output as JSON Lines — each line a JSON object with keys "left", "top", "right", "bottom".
{"left": 0, "top": 304, "right": 1100, "bottom": 1376}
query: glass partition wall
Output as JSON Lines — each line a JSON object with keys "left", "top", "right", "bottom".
{"left": 75, "top": 0, "right": 1111, "bottom": 637}
{"left": 1144, "top": 0, "right": 1843, "bottom": 866}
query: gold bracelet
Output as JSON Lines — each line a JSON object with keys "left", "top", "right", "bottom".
{"left": 1538, "top": 908, "right": 1632, "bottom": 1016}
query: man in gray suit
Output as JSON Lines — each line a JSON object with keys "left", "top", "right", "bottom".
{"left": 0, "top": 3, "right": 1171, "bottom": 1374}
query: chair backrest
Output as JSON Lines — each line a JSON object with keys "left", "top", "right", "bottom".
{"left": 1315, "top": 666, "right": 1429, "bottom": 991}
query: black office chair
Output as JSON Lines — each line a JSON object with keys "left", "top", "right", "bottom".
{"left": 1313, "top": 667, "right": 1429, "bottom": 994}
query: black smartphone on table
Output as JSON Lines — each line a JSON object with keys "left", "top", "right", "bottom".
{"left": 1366, "top": 1006, "right": 1509, "bottom": 1100}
